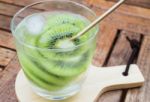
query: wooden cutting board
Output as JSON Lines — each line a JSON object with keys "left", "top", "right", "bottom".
{"left": 15, "top": 64, "right": 144, "bottom": 102}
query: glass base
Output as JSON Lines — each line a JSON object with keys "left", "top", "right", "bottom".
{"left": 30, "top": 83, "right": 81, "bottom": 100}
{"left": 26, "top": 72, "right": 87, "bottom": 100}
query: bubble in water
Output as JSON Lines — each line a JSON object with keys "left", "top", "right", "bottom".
{"left": 25, "top": 14, "right": 45, "bottom": 35}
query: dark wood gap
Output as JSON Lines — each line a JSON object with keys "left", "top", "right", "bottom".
{"left": 124, "top": 36, "right": 150, "bottom": 102}
{"left": 103, "top": 29, "right": 122, "bottom": 66}
{"left": 98, "top": 30, "right": 141, "bottom": 102}
{"left": 131, "top": 34, "right": 144, "bottom": 64}
{"left": 0, "top": 13, "right": 26, "bottom": 19}
{"left": 0, "top": 65, "right": 5, "bottom": 69}
{"left": 0, "top": 45, "right": 16, "bottom": 52}
{"left": 0, "top": 13, "right": 14, "bottom": 18}
{"left": 0, "top": 65, "right": 5, "bottom": 72}
{"left": 134, "top": 34, "right": 144, "bottom": 63}
{"left": 0, "top": 28, "right": 11, "bottom": 32}
{"left": 118, "top": 33, "right": 144, "bottom": 102}
{"left": 0, "top": 13, "right": 12, "bottom": 18}
{"left": 119, "top": 89, "right": 128, "bottom": 102}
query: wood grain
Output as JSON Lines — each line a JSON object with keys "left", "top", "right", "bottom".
{"left": 0, "top": 0, "right": 41, "bottom": 6}
{"left": 85, "top": 0, "right": 150, "bottom": 35}
{"left": 15, "top": 65, "right": 144, "bottom": 102}
{"left": 97, "top": 31, "right": 141, "bottom": 102}
{"left": 108, "top": 0, "right": 150, "bottom": 9}
{"left": 0, "top": 15, "right": 11, "bottom": 31}
{"left": 85, "top": 0, "right": 150, "bottom": 19}
{"left": 93, "top": 22, "right": 117, "bottom": 66}
{"left": 125, "top": 36, "right": 150, "bottom": 102}
{"left": 0, "top": 2, "right": 40, "bottom": 17}
{"left": 0, "top": 0, "right": 84, "bottom": 6}
{"left": 0, "top": 2, "right": 21, "bottom": 16}
{"left": 0, "top": 47, "right": 16, "bottom": 67}
{"left": 0, "top": 30, "right": 15, "bottom": 49}
{"left": 106, "top": 31, "right": 141, "bottom": 66}
{"left": 0, "top": 55, "right": 20, "bottom": 102}
{"left": 0, "top": 0, "right": 86, "bottom": 31}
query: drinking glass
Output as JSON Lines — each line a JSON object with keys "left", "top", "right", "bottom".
{"left": 11, "top": 0, "right": 99, "bottom": 100}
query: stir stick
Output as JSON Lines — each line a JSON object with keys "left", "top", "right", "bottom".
{"left": 70, "top": 0, "right": 126, "bottom": 40}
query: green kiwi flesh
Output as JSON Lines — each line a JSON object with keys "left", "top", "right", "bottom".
{"left": 16, "top": 12, "right": 96, "bottom": 91}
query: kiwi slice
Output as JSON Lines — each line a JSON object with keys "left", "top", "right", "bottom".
{"left": 44, "top": 13, "right": 87, "bottom": 31}
{"left": 19, "top": 52, "right": 91, "bottom": 91}
{"left": 23, "top": 67, "right": 63, "bottom": 91}
{"left": 19, "top": 53, "right": 74, "bottom": 85}
{"left": 37, "top": 24, "right": 88, "bottom": 60}
{"left": 39, "top": 51, "right": 92, "bottom": 77}
{"left": 17, "top": 12, "right": 96, "bottom": 91}
{"left": 22, "top": 14, "right": 91, "bottom": 60}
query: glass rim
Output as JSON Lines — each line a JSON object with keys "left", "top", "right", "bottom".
{"left": 10, "top": 0, "right": 99, "bottom": 51}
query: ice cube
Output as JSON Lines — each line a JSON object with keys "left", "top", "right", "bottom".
{"left": 56, "top": 39, "right": 75, "bottom": 49}
{"left": 25, "top": 14, "right": 45, "bottom": 35}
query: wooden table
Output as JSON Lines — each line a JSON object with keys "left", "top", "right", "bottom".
{"left": 0, "top": 0, "right": 150, "bottom": 102}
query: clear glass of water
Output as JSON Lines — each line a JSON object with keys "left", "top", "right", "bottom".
{"left": 11, "top": 0, "right": 99, "bottom": 100}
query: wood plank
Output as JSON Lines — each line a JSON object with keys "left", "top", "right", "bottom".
{"left": 106, "top": 31, "right": 141, "bottom": 66}
{"left": 0, "top": 3, "right": 43, "bottom": 31}
{"left": 108, "top": 0, "right": 150, "bottom": 9}
{"left": 93, "top": 22, "right": 117, "bottom": 66}
{"left": 0, "top": 0, "right": 84, "bottom": 6}
{"left": 125, "top": 36, "right": 150, "bottom": 102}
{"left": 91, "top": 6, "right": 150, "bottom": 35}
{"left": 0, "top": 0, "right": 39, "bottom": 6}
{"left": 84, "top": 0, "right": 150, "bottom": 35}
{"left": 85, "top": 0, "right": 150, "bottom": 20}
{"left": 0, "top": 30, "right": 15, "bottom": 49}
{"left": 0, "top": 47, "right": 16, "bottom": 67}
{"left": 3, "top": 0, "right": 149, "bottom": 20}
{"left": 0, "top": 55, "right": 20, "bottom": 102}
{"left": 3, "top": 0, "right": 148, "bottom": 35}
{"left": 0, "top": 15, "right": 11, "bottom": 31}
{"left": 0, "top": 2, "right": 21, "bottom": 16}
{"left": 0, "top": 2, "right": 41, "bottom": 17}
{"left": 97, "top": 31, "right": 141, "bottom": 102}
{"left": 0, "top": 0, "right": 85, "bottom": 31}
